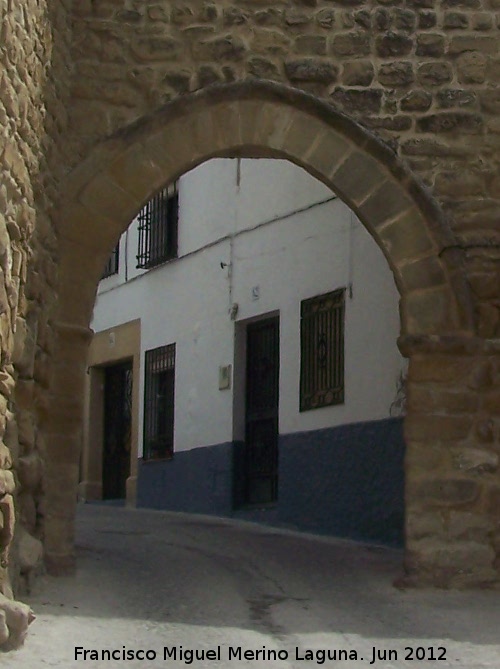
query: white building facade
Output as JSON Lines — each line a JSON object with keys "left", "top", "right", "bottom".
{"left": 82, "top": 158, "right": 407, "bottom": 545}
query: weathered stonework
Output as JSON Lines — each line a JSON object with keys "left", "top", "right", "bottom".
{"left": 0, "top": 0, "right": 499, "bottom": 650}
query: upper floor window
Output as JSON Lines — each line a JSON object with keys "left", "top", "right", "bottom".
{"left": 300, "top": 288, "right": 345, "bottom": 412}
{"left": 101, "top": 244, "right": 119, "bottom": 279}
{"left": 143, "top": 343, "right": 176, "bottom": 460}
{"left": 136, "top": 182, "right": 179, "bottom": 269}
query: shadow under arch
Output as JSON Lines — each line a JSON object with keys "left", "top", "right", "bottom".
{"left": 45, "top": 80, "right": 474, "bottom": 576}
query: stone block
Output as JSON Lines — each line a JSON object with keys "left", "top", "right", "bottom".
{"left": 443, "top": 0, "right": 480, "bottom": 7}
{"left": 449, "top": 35, "right": 499, "bottom": 55}
{"left": 410, "top": 476, "right": 480, "bottom": 505}
{"left": 17, "top": 453, "right": 42, "bottom": 492}
{"left": 406, "top": 410, "right": 473, "bottom": 441}
{"left": 0, "top": 593, "right": 35, "bottom": 650}
{"left": 409, "top": 386, "right": 476, "bottom": 414}
{"left": 248, "top": 57, "right": 280, "bottom": 79}
{"left": 17, "top": 411, "right": 35, "bottom": 452}
{"left": 0, "top": 443, "right": 12, "bottom": 470}
{"left": 401, "top": 90, "right": 432, "bottom": 112}
{"left": 363, "top": 192, "right": 424, "bottom": 241}
{"left": 304, "top": 129, "right": 352, "bottom": 179}
{"left": 284, "top": 9, "right": 311, "bottom": 26}
{"left": 285, "top": 58, "right": 338, "bottom": 83}
{"left": 406, "top": 539, "right": 496, "bottom": 587}
{"left": 0, "top": 610, "right": 8, "bottom": 647}
{"left": 17, "top": 527, "right": 43, "bottom": 575}
{"left": 330, "top": 87, "right": 383, "bottom": 114}
{"left": 223, "top": 6, "right": 249, "bottom": 25}
{"left": 17, "top": 492, "right": 36, "bottom": 534}
{"left": 457, "top": 51, "right": 488, "bottom": 83}
{"left": 417, "top": 112, "right": 483, "bottom": 134}
{"left": 394, "top": 8, "right": 416, "bottom": 30}
{"left": 0, "top": 495, "right": 15, "bottom": 552}
{"left": 3, "top": 413, "right": 19, "bottom": 461}
{"left": 331, "top": 31, "right": 370, "bottom": 56}
{"left": 418, "top": 11, "right": 436, "bottom": 28}
{"left": 130, "top": 36, "right": 182, "bottom": 61}
{"left": 12, "top": 317, "right": 36, "bottom": 379}
{"left": 417, "top": 62, "right": 453, "bottom": 87}
{"left": 453, "top": 447, "right": 498, "bottom": 473}
{"left": 435, "top": 170, "right": 484, "bottom": 197}
{"left": 472, "top": 12, "right": 493, "bottom": 30}
{"left": 482, "top": 388, "right": 500, "bottom": 414}
{"left": 448, "top": 511, "right": 494, "bottom": 542}
{"left": 399, "top": 255, "right": 446, "bottom": 291}
{"left": 378, "top": 61, "right": 414, "bottom": 87}
{"left": 479, "top": 88, "right": 500, "bottom": 114}
{"left": 475, "top": 419, "right": 495, "bottom": 444}
{"left": 436, "top": 89, "right": 477, "bottom": 109}
{"left": 194, "top": 34, "right": 247, "bottom": 61}
{"left": 468, "top": 272, "right": 500, "bottom": 300}
{"left": 477, "top": 304, "right": 500, "bottom": 338}
{"left": 331, "top": 150, "right": 387, "bottom": 205}
{"left": 197, "top": 64, "right": 223, "bottom": 87}
{"left": 376, "top": 32, "right": 413, "bottom": 57}
{"left": 485, "top": 486, "right": 500, "bottom": 517}
{"left": 406, "top": 511, "right": 444, "bottom": 540}
{"left": 43, "top": 515, "right": 76, "bottom": 556}
{"left": 77, "top": 176, "right": 138, "bottom": 237}
{"left": 406, "top": 441, "right": 449, "bottom": 471}
{"left": 0, "top": 471, "right": 15, "bottom": 496}
{"left": 403, "top": 287, "right": 462, "bottom": 335}
{"left": 443, "top": 11, "right": 469, "bottom": 29}
{"left": 295, "top": 35, "right": 327, "bottom": 55}
{"left": 315, "top": 8, "right": 336, "bottom": 28}
{"left": 468, "top": 361, "right": 493, "bottom": 390}
{"left": 342, "top": 60, "right": 374, "bottom": 86}
{"left": 416, "top": 33, "right": 445, "bottom": 56}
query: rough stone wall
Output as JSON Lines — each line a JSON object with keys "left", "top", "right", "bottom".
{"left": 0, "top": 0, "right": 73, "bottom": 649}
{"left": 67, "top": 0, "right": 500, "bottom": 333}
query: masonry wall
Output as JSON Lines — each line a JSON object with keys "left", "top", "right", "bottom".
{"left": 0, "top": 0, "right": 74, "bottom": 648}
{"left": 67, "top": 0, "right": 500, "bottom": 336}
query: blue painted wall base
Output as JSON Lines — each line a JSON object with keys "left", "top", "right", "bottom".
{"left": 137, "top": 417, "right": 405, "bottom": 546}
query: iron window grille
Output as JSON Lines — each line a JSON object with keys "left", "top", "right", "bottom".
{"left": 300, "top": 288, "right": 345, "bottom": 412}
{"left": 136, "top": 183, "right": 178, "bottom": 269}
{"left": 143, "top": 343, "right": 176, "bottom": 460}
{"left": 101, "top": 244, "right": 119, "bottom": 279}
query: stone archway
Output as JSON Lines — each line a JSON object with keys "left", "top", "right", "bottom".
{"left": 48, "top": 81, "right": 499, "bottom": 588}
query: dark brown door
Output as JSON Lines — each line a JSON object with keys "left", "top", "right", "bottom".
{"left": 243, "top": 317, "right": 280, "bottom": 505}
{"left": 103, "top": 361, "right": 132, "bottom": 500}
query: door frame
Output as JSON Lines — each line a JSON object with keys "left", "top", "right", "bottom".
{"left": 80, "top": 319, "right": 141, "bottom": 506}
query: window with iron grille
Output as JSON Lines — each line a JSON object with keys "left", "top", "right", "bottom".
{"left": 136, "top": 183, "right": 178, "bottom": 269}
{"left": 101, "top": 244, "right": 119, "bottom": 279}
{"left": 143, "top": 344, "right": 176, "bottom": 460}
{"left": 300, "top": 288, "right": 345, "bottom": 412}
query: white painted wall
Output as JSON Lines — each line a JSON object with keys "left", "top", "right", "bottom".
{"left": 93, "top": 158, "right": 405, "bottom": 455}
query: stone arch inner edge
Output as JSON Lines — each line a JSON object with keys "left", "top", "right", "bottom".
{"left": 46, "top": 81, "right": 474, "bottom": 576}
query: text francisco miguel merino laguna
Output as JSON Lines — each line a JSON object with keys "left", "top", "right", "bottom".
{"left": 75, "top": 644, "right": 439, "bottom": 664}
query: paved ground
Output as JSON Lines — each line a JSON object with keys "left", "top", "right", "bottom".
{"left": 3, "top": 504, "right": 500, "bottom": 668}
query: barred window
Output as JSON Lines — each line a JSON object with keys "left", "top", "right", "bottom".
{"left": 300, "top": 288, "right": 345, "bottom": 412}
{"left": 101, "top": 244, "right": 119, "bottom": 279}
{"left": 136, "top": 183, "right": 178, "bottom": 269}
{"left": 143, "top": 344, "right": 176, "bottom": 460}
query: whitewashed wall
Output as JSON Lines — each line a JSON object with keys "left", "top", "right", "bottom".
{"left": 93, "top": 158, "right": 405, "bottom": 455}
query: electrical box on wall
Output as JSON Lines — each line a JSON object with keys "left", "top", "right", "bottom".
{"left": 218, "top": 364, "right": 232, "bottom": 390}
